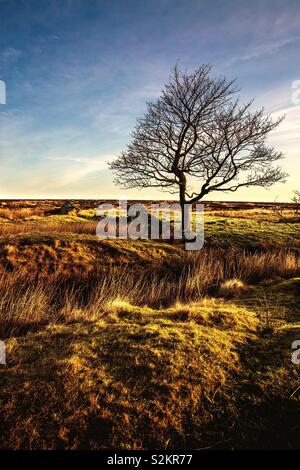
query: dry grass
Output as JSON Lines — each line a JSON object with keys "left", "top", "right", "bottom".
{"left": 218, "top": 279, "right": 246, "bottom": 298}
{"left": 0, "top": 207, "right": 45, "bottom": 220}
{"left": 183, "top": 249, "right": 300, "bottom": 287}
{"left": 1, "top": 280, "right": 300, "bottom": 449}
{"left": 0, "top": 200, "right": 300, "bottom": 449}
{"left": 0, "top": 247, "right": 299, "bottom": 338}
{"left": 0, "top": 237, "right": 183, "bottom": 278}
{"left": 0, "top": 299, "right": 259, "bottom": 449}
{"left": 0, "top": 221, "right": 97, "bottom": 236}
{"left": 205, "top": 208, "right": 300, "bottom": 222}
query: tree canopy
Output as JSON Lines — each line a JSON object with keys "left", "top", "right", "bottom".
{"left": 110, "top": 65, "right": 287, "bottom": 207}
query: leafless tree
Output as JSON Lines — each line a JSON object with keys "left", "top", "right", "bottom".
{"left": 273, "top": 190, "right": 300, "bottom": 230}
{"left": 110, "top": 65, "right": 287, "bottom": 234}
{"left": 292, "top": 190, "right": 300, "bottom": 211}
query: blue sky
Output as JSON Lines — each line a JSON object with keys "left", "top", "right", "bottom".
{"left": 0, "top": 0, "right": 299, "bottom": 200}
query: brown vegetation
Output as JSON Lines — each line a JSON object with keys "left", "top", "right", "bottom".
{"left": 0, "top": 200, "right": 299, "bottom": 449}
{"left": 0, "top": 246, "right": 299, "bottom": 338}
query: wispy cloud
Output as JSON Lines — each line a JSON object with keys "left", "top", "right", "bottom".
{"left": 269, "top": 105, "right": 300, "bottom": 140}
{"left": 228, "top": 37, "right": 300, "bottom": 65}
{"left": 0, "top": 0, "right": 299, "bottom": 200}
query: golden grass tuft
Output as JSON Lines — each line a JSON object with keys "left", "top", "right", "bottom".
{"left": 218, "top": 279, "right": 247, "bottom": 298}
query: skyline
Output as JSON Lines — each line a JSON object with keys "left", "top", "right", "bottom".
{"left": 0, "top": 0, "right": 300, "bottom": 201}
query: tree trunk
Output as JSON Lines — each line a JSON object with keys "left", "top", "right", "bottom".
{"left": 179, "top": 175, "right": 187, "bottom": 240}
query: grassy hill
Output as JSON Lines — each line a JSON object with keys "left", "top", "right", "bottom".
{"left": 0, "top": 200, "right": 299, "bottom": 449}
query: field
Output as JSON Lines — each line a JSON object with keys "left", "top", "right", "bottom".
{"left": 0, "top": 199, "right": 300, "bottom": 449}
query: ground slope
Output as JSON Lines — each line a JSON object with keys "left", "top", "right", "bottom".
{"left": 1, "top": 280, "right": 300, "bottom": 450}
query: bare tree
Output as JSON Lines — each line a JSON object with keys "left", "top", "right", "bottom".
{"left": 273, "top": 190, "right": 300, "bottom": 230}
{"left": 292, "top": 190, "right": 300, "bottom": 211}
{"left": 110, "top": 65, "right": 287, "bottom": 233}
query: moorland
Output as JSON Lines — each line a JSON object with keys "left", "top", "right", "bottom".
{"left": 0, "top": 199, "right": 299, "bottom": 449}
